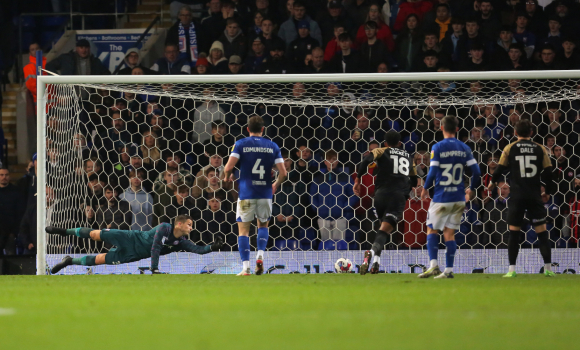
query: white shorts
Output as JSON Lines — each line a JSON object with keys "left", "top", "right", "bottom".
{"left": 236, "top": 198, "right": 272, "bottom": 223}
{"left": 426, "top": 201, "right": 465, "bottom": 231}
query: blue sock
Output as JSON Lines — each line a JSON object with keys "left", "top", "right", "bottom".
{"left": 66, "top": 228, "right": 91, "bottom": 238}
{"left": 427, "top": 234, "right": 439, "bottom": 261}
{"left": 445, "top": 240, "right": 457, "bottom": 268}
{"left": 257, "top": 228, "right": 268, "bottom": 252}
{"left": 238, "top": 236, "right": 250, "bottom": 262}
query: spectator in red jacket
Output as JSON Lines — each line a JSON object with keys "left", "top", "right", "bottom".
{"left": 324, "top": 23, "right": 347, "bottom": 61}
{"left": 393, "top": 0, "right": 433, "bottom": 33}
{"left": 403, "top": 177, "right": 430, "bottom": 248}
{"left": 354, "top": 3, "right": 395, "bottom": 51}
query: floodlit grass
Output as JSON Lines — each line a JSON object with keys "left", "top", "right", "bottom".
{"left": 1, "top": 274, "right": 578, "bottom": 350}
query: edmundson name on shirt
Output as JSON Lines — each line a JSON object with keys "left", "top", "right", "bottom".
{"left": 243, "top": 147, "right": 273, "bottom": 153}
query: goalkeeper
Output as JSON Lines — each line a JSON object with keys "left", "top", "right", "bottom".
{"left": 46, "top": 215, "right": 223, "bottom": 274}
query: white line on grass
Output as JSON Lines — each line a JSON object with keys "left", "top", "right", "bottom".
{"left": 0, "top": 308, "right": 16, "bottom": 316}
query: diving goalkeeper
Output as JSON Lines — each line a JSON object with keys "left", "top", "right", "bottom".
{"left": 46, "top": 215, "right": 223, "bottom": 274}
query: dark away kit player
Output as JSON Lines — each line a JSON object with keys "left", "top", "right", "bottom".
{"left": 487, "top": 119, "right": 556, "bottom": 277}
{"left": 354, "top": 130, "right": 418, "bottom": 275}
{"left": 46, "top": 215, "right": 223, "bottom": 274}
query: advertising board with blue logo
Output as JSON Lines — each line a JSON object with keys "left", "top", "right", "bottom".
{"left": 76, "top": 29, "right": 153, "bottom": 73}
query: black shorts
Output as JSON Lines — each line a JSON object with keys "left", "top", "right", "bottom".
{"left": 507, "top": 195, "right": 546, "bottom": 227}
{"left": 373, "top": 189, "right": 406, "bottom": 227}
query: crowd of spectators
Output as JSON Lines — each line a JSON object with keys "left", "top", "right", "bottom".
{"left": 6, "top": 0, "right": 580, "bottom": 255}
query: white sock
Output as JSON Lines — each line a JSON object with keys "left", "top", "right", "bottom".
{"left": 256, "top": 250, "right": 264, "bottom": 260}
{"left": 444, "top": 267, "right": 453, "bottom": 274}
{"left": 430, "top": 259, "right": 438, "bottom": 268}
{"left": 508, "top": 265, "right": 516, "bottom": 273}
{"left": 544, "top": 263, "right": 552, "bottom": 272}
{"left": 242, "top": 261, "right": 249, "bottom": 270}
{"left": 372, "top": 255, "right": 380, "bottom": 264}
{"left": 369, "top": 250, "right": 375, "bottom": 259}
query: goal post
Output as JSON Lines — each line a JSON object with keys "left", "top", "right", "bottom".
{"left": 37, "top": 71, "right": 580, "bottom": 275}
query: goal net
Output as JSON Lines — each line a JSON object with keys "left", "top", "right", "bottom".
{"left": 37, "top": 72, "right": 580, "bottom": 275}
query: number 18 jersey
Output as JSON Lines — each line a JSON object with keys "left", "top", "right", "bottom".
{"left": 429, "top": 138, "right": 477, "bottom": 203}
{"left": 230, "top": 136, "right": 283, "bottom": 200}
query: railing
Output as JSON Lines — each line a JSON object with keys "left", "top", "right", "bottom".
{"left": 111, "top": 15, "right": 161, "bottom": 75}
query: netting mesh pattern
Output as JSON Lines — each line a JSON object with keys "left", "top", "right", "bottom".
{"left": 42, "top": 78, "right": 580, "bottom": 272}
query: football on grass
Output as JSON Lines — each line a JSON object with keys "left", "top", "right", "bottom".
{"left": 335, "top": 258, "right": 353, "bottom": 273}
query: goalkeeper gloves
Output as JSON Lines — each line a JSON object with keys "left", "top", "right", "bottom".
{"left": 211, "top": 237, "right": 224, "bottom": 251}
{"left": 151, "top": 268, "right": 167, "bottom": 274}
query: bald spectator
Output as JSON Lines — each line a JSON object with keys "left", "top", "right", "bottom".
{"left": 46, "top": 39, "right": 110, "bottom": 75}
{"left": 303, "top": 47, "right": 331, "bottom": 73}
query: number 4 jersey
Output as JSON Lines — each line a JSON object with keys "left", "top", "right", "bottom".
{"left": 370, "top": 146, "right": 416, "bottom": 194}
{"left": 426, "top": 138, "right": 481, "bottom": 203}
{"left": 230, "top": 136, "right": 283, "bottom": 200}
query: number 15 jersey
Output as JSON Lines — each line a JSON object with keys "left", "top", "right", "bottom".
{"left": 428, "top": 138, "right": 477, "bottom": 203}
{"left": 230, "top": 136, "right": 283, "bottom": 200}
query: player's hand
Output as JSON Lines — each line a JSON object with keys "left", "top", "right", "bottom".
{"left": 151, "top": 269, "right": 167, "bottom": 274}
{"left": 272, "top": 183, "right": 278, "bottom": 194}
{"left": 487, "top": 182, "right": 496, "bottom": 192}
{"left": 421, "top": 188, "right": 429, "bottom": 200}
{"left": 28, "top": 243, "right": 34, "bottom": 250}
{"left": 466, "top": 189, "right": 476, "bottom": 201}
{"left": 286, "top": 216, "right": 294, "bottom": 222}
{"left": 353, "top": 182, "right": 361, "bottom": 197}
{"left": 276, "top": 214, "right": 285, "bottom": 222}
{"left": 211, "top": 236, "right": 224, "bottom": 251}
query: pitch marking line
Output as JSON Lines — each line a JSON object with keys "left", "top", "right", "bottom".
{"left": 0, "top": 308, "right": 16, "bottom": 316}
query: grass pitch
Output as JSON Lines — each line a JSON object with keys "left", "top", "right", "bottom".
{"left": 1, "top": 274, "right": 578, "bottom": 350}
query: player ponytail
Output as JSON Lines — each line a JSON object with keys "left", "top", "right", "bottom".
{"left": 442, "top": 115, "right": 458, "bottom": 134}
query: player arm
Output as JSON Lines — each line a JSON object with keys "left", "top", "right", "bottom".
{"left": 541, "top": 147, "right": 556, "bottom": 195}
{"left": 274, "top": 161, "right": 287, "bottom": 187}
{"left": 178, "top": 240, "right": 212, "bottom": 255}
{"left": 466, "top": 159, "right": 481, "bottom": 190}
{"left": 409, "top": 159, "right": 418, "bottom": 188}
{"left": 491, "top": 144, "right": 510, "bottom": 185}
{"left": 150, "top": 224, "right": 171, "bottom": 271}
{"left": 424, "top": 146, "right": 439, "bottom": 190}
{"left": 222, "top": 151, "right": 240, "bottom": 181}
{"left": 355, "top": 153, "right": 375, "bottom": 180}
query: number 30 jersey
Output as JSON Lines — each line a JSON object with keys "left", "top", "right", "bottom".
{"left": 230, "top": 136, "right": 283, "bottom": 200}
{"left": 498, "top": 139, "right": 552, "bottom": 198}
{"left": 371, "top": 146, "right": 416, "bottom": 194}
{"left": 426, "top": 138, "right": 479, "bottom": 203}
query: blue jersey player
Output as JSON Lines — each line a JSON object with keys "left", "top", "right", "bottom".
{"left": 419, "top": 116, "right": 481, "bottom": 279}
{"left": 223, "top": 116, "right": 287, "bottom": 276}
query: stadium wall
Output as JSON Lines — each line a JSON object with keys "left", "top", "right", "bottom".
{"left": 47, "top": 249, "right": 580, "bottom": 275}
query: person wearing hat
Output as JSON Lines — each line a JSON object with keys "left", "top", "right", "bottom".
{"left": 287, "top": 20, "right": 320, "bottom": 71}
{"left": 45, "top": 39, "right": 110, "bottom": 75}
{"left": 278, "top": 0, "right": 322, "bottom": 48}
{"left": 117, "top": 48, "right": 155, "bottom": 75}
{"left": 546, "top": 0, "right": 580, "bottom": 38}
{"left": 228, "top": 55, "right": 244, "bottom": 74}
{"left": 218, "top": 17, "right": 247, "bottom": 60}
{"left": 317, "top": 0, "right": 354, "bottom": 45}
{"left": 460, "top": 41, "right": 492, "bottom": 71}
{"left": 555, "top": 36, "right": 580, "bottom": 69}
{"left": 258, "top": 39, "right": 293, "bottom": 73}
{"left": 244, "top": 36, "right": 268, "bottom": 73}
{"left": 195, "top": 56, "right": 210, "bottom": 74}
{"left": 513, "top": 12, "right": 536, "bottom": 59}
{"left": 207, "top": 41, "right": 229, "bottom": 74}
